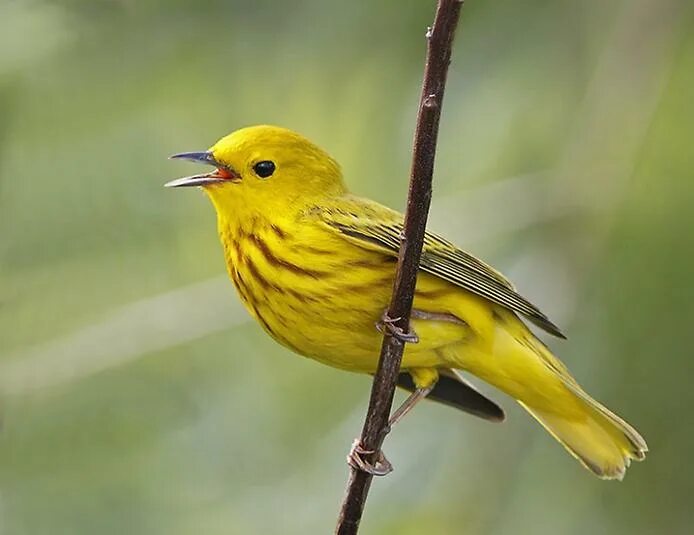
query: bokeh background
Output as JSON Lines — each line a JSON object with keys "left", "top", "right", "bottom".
{"left": 1, "top": 0, "right": 693, "bottom": 533}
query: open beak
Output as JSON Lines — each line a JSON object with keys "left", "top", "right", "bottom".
{"left": 165, "top": 151, "right": 239, "bottom": 188}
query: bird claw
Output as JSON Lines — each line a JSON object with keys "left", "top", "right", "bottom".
{"left": 375, "top": 313, "right": 419, "bottom": 343}
{"left": 346, "top": 438, "right": 393, "bottom": 476}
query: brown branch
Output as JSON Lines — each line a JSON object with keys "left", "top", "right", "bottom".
{"left": 334, "top": 1, "right": 464, "bottom": 534}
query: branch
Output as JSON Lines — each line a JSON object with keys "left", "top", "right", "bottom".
{"left": 335, "top": 1, "right": 464, "bottom": 534}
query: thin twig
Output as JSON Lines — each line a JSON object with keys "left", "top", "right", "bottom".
{"left": 335, "top": 1, "right": 464, "bottom": 533}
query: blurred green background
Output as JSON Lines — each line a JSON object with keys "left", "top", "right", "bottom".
{"left": 1, "top": 0, "right": 693, "bottom": 533}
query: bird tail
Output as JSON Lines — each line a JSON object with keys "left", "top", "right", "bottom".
{"left": 515, "top": 334, "right": 647, "bottom": 480}
{"left": 519, "top": 393, "right": 647, "bottom": 480}
{"left": 450, "top": 318, "right": 648, "bottom": 479}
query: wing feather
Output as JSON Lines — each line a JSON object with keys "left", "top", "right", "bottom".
{"left": 397, "top": 369, "right": 505, "bottom": 422}
{"left": 310, "top": 196, "right": 565, "bottom": 338}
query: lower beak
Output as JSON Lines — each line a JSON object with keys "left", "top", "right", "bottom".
{"left": 164, "top": 172, "right": 227, "bottom": 188}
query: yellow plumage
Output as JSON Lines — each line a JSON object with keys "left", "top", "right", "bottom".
{"left": 167, "top": 124, "right": 647, "bottom": 479}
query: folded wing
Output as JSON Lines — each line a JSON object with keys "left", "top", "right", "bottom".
{"left": 311, "top": 195, "right": 565, "bottom": 338}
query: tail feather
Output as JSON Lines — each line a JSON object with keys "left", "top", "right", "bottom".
{"left": 519, "top": 394, "right": 647, "bottom": 480}
{"left": 448, "top": 314, "right": 648, "bottom": 479}
{"left": 518, "top": 334, "right": 648, "bottom": 479}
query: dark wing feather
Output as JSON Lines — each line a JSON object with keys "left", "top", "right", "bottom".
{"left": 312, "top": 197, "right": 565, "bottom": 338}
{"left": 397, "top": 369, "right": 505, "bottom": 422}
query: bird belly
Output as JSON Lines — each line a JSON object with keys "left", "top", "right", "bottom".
{"left": 219, "top": 219, "right": 468, "bottom": 374}
{"left": 236, "top": 273, "right": 461, "bottom": 373}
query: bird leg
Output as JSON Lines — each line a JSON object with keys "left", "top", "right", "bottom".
{"left": 387, "top": 385, "right": 434, "bottom": 430}
{"left": 349, "top": 314, "right": 432, "bottom": 476}
{"left": 375, "top": 311, "right": 419, "bottom": 343}
{"left": 347, "top": 385, "right": 433, "bottom": 476}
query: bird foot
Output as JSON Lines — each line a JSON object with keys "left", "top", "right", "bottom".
{"left": 346, "top": 438, "right": 393, "bottom": 476}
{"left": 376, "top": 312, "right": 419, "bottom": 343}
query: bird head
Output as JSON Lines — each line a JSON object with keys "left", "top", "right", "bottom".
{"left": 166, "top": 125, "right": 346, "bottom": 218}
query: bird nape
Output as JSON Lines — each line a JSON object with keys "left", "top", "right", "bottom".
{"left": 166, "top": 124, "right": 647, "bottom": 480}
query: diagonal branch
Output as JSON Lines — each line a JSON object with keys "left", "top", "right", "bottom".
{"left": 335, "top": 1, "right": 464, "bottom": 533}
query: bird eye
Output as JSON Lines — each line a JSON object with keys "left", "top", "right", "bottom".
{"left": 253, "top": 160, "right": 275, "bottom": 179}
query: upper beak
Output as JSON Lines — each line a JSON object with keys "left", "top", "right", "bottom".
{"left": 165, "top": 151, "right": 237, "bottom": 188}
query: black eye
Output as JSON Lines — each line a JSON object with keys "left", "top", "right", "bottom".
{"left": 253, "top": 160, "right": 275, "bottom": 178}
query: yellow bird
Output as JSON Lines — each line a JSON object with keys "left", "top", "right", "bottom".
{"left": 167, "top": 125, "right": 647, "bottom": 480}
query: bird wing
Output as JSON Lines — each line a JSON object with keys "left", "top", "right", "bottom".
{"left": 309, "top": 195, "right": 565, "bottom": 338}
